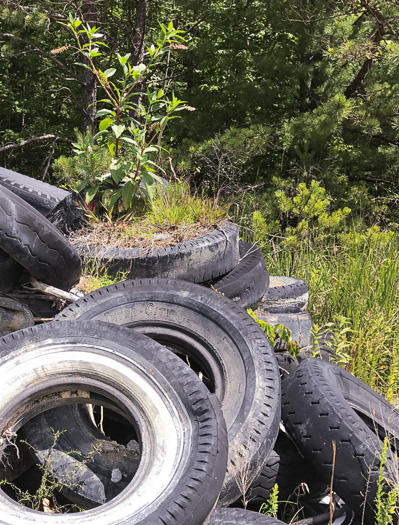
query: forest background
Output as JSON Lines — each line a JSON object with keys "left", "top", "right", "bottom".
{"left": 1, "top": 0, "right": 399, "bottom": 400}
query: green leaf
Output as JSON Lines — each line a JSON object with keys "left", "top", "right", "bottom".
{"left": 109, "top": 187, "right": 123, "bottom": 211}
{"left": 107, "top": 141, "right": 116, "bottom": 156}
{"left": 99, "top": 117, "right": 114, "bottom": 131}
{"left": 121, "top": 181, "right": 137, "bottom": 209}
{"left": 141, "top": 170, "right": 157, "bottom": 203}
{"left": 111, "top": 125, "right": 125, "bottom": 139}
{"left": 121, "top": 136, "right": 138, "bottom": 146}
{"left": 74, "top": 62, "right": 93, "bottom": 71}
{"left": 76, "top": 180, "right": 90, "bottom": 192}
{"left": 143, "top": 146, "right": 159, "bottom": 155}
{"left": 135, "top": 63, "right": 146, "bottom": 73}
{"left": 103, "top": 68, "right": 116, "bottom": 78}
{"left": 85, "top": 187, "right": 98, "bottom": 203}
{"left": 144, "top": 159, "right": 166, "bottom": 174}
{"left": 95, "top": 109, "right": 114, "bottom": 118}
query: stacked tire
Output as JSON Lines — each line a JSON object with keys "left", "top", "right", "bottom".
{"left": 0, "top": 280, "right": 282, "bottom": 523}
{"left": 1, "top": 166, "right": 398, "bottom": 525}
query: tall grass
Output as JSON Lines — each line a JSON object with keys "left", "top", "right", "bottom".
{"left": 263, "top": 232, "right": 399, "bottom": 401}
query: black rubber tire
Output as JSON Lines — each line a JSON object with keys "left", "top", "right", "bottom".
{"left": 0, "top": 249, "right": 23, "bottom": 292}
{"left": 249, "top": 431, "right": 327, "bottom": 509}
{"left": 0, "top": 166, "right": 69, "bottom": 216}
{"left": 0, "top": 320, "right": 228, "bottom": 525}
{"left": 0, "top": 185, "right": 82, "bottom": 290}
{"left": 71, "top": 221, "right": 240, "bottom": 282}
{"left": 0, "top": 296, "right": 35, "bottom": 335}
{"left": 254, "top": 312, "right": 313, "bottom": 350}
{"left": 56, "top": 278, "right": 281, "bottom": 506}
{"left": 281, "top": 359, "right": 399, "bottom": 524}
{"left": 255, "top": 276, "right": 309, "bottom": 314}
{"left": 208, "top": 241, "right": 269, "bottom": 309}
{"left": 44, "top": 193, "right": 85, "bottom": 234}
{"left": 250, "top": 431, "right": 310, "bottom": 504}
{"left": 208, "top": 508, "right": 286, "bottom": 524}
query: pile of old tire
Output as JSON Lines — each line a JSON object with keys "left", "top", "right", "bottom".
{"left": 1, "top": 167, "right": 398, "bottom": 525}
{"left": 0, "top": 278, "right": 282, "bottom": 523}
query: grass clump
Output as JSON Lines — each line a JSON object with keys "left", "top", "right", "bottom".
{"left": 254, "top": 226, "right": 399, "bottom": 400}
{"left": 145, "top": 182, "right": 228, "bottom": 227}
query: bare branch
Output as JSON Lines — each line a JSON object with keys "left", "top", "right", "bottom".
{"left": 0, "top": 33, "right": 83, "bottom": 84}
{"left": 0, "top": 135, "right": 73, "bottom": 153}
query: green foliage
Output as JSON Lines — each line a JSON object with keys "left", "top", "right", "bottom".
{"left": 80, "top": 256, "right": 129, "bottom": 293}
{"left": 0, "top": 429, "right": 87, "bottom": 513}
{"left": 313, "top": 318, "right": 352, "bottom": 367}
{"left": 247, "top": 308, "right": 300, "bottom": 357}
{"left": 64, "top": 15, "right": 188, "bottom": 217}
{"left": 145, "top": 182, "right": 228, "bottom": 227}
{"left": 375, "top": 437, "right": 398, "bottom": 525}
{"left": 248, "top": 180, "right": 351, "bottom": 253}
{"left": 53, "top": 128, "right": 111, "bottom": 188}
{"left": 255, "top": 224, "right": 399, "bottom": 398}
{"left": 259, "top": 483, "right": 279, "bottom": 518}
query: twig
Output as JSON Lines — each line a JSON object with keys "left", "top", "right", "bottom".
{"left": 329, "top": 440, "right": 336, "bottom": 525}
{"left": 0, "top": 135, "right": 73, "bottom": 153}
{"left": 24, "top": 279, "right": 80, "bottom": 304}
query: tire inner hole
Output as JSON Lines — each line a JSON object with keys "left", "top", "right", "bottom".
{"left": 0, "top": 401, "right": 140, "bottom": 514}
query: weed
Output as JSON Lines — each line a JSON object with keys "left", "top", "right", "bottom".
{"left": 375, "top": 437, "right": 398, "bottom": 525}
{"left": 259, "top": 483, "right": 279, "bottom": 518}
{"left": 0, "top": 429, "right": 91, "bottom": 513}
{"left": 247, "top": 308, "right": 300, "bottom": 357}
{"left": 78, "top": 255, "right": 129, "bottom": 294}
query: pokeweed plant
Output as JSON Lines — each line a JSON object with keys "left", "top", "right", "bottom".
{"left": 63, "top": 15, "right": 189, "bottom": 217}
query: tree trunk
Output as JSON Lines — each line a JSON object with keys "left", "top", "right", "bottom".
{"left": 132, "top": 0, "right": 147, "bottom": 66}
{"left": 80, "top": 0, "right": 98, "bottom": 133}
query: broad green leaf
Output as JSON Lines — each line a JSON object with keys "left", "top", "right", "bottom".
{"left": 143, "top": 146, "right": 159, "bottom": 154}
{"left": 95, "top": 109, "right": 114, "bottom": 118}
{"left": 141, "top": 170, "right": 157, "bottom": 203}
{"left": 116, "top": 54, "right": 127, "bottom": 65}
{"left": 121, "top": 136, "right": 138, "bottom": 146}
{"left": 111, "top": 125, "right": 125, "bottom": 139}
{"left": 121, "top": 181, "right": 137, "bottom": 209}
{"left": 144, "top": 159, "right": 166, "bottom": 174}
{"left": 107, "top": 141, "right": 116, "bottom": 156}
{"left": 85, "top": 187, "right": 98, "bottom": 203}
{"left": 135, "top": 63, "right": 146, "bottom": 73}
{"left": 99, "top": 117, "right": 113, "bottom": 131}
{"left": 76, "top": 180, "right": 90, "bottom": 192}
{"left": 103, "top": 68, "right": 116, "bottom": 78}
{"left": 109, "top": 187, "right": 123, "bottom": 210}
